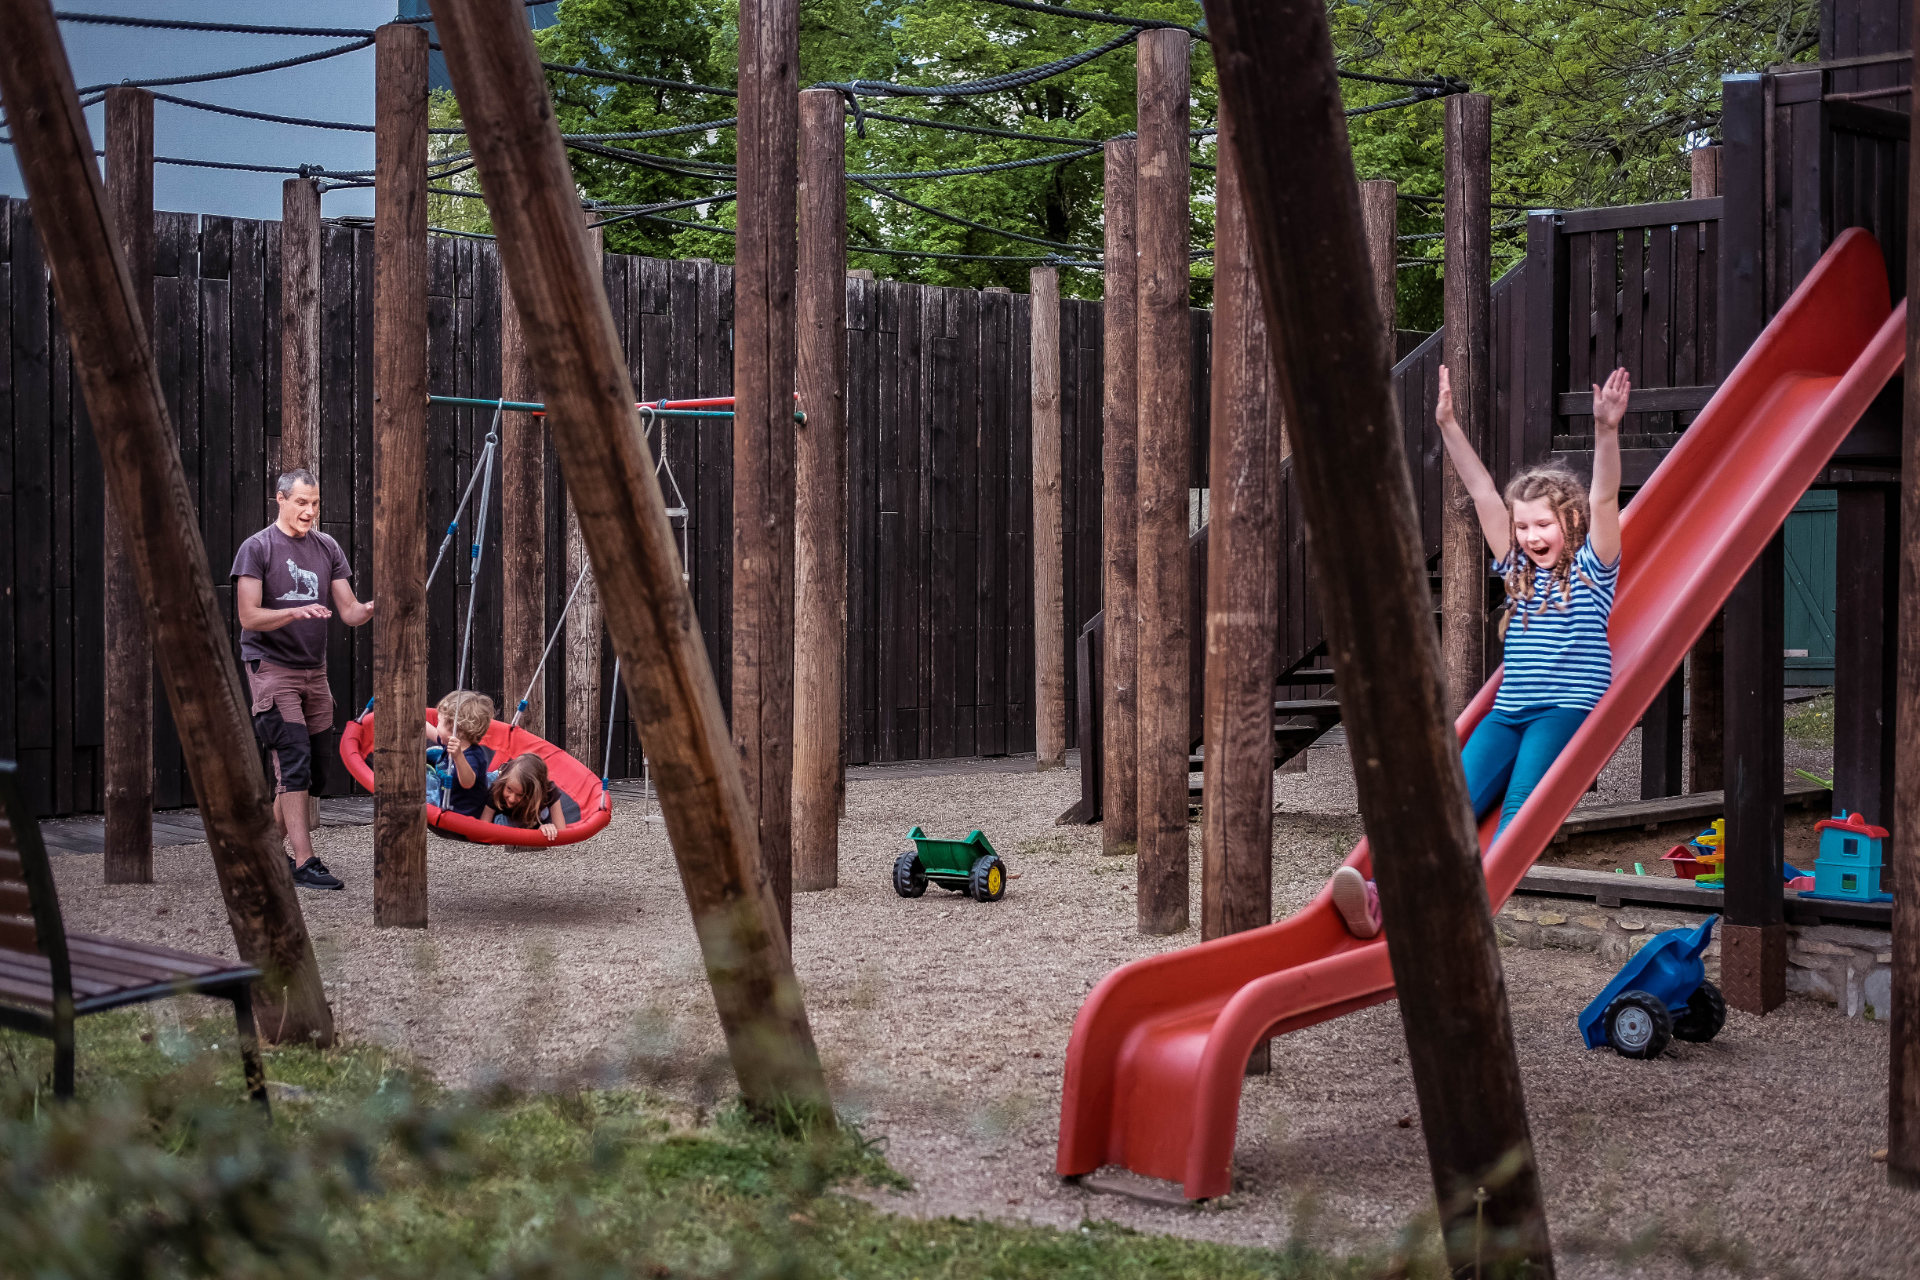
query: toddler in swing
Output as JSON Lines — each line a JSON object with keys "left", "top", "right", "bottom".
{"left": 1331, "top": 363, "right": 1629, "bottom": 939}
{"left": 425, "top": 690, "right": 496, "bottom": 818}
{"left": 486, "top": 752, "right": 571, "bottom": 842}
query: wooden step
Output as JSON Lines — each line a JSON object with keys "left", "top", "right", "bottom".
{"left": 1272, "top": 698, "right": 1341, "bottom": 717}
{"left": 1279, "top": 668, "right": 1336, "bottom": 684}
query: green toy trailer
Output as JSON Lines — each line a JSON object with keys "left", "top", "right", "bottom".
{"left": 892, "top": 826, "right": 1008, "bottom": 902}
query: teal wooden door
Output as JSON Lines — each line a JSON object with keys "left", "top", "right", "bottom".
{"left": 1783, "top": 491, "right": 1836, "bottom": 686}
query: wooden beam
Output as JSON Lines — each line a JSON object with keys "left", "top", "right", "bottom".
{"left": 279, "top": 176, "right": 321, "bottom": 477}
{"left": 1686, "top": 146, "right": 1725, "bottom": 795}
{"left": 733, "top": 0, "right": 800, "bottom": 939}
{"left": 1722, "top": 530, "right": 1786, "bottom": 1014}
{"left": 1100, "top": 138, "right": 1139, "bottom": 855}
{"left": 1201, "top": 97, "right": 1280, "bottom": 1076}
{"left": 1135, "top": 27, "right": 1193, "bottom": 936}
{"left": 103, "top": 85, "right": 153, "bottom": 886}
{"left": 1359, "top": 178, "right": 1396, "bottom": 349}
{"left": 1030, "top": 265, "right": 1067, "bottom": 770}
{"left": 1441, "top": 93, "right": 1491, "bottom": 714}
{"left": 793, "top": 88, "right": 847, "bottom": 892}
{"left": 1834, "top": 486, "right": 1897, "bottom": 828}
{"left": 1199, "top": 2, "right": 1555, "bottom": 1270}
{"left": 0, "top": 0, "right": 333, "bottom": 1044}
{"left": 371, "top": 21, "right": 430, "bottom": 929}
{"left": 565, "top": 210, "right": 604, "bottom": 768}
{"left": 425, "top": 0, "right": 829, "bottom": 1115}
{"left": 1638, "top": 670, "right": 1685, "bottom": 799}
{"left": 500, "top": 269, "right": 545, "bottom": 734}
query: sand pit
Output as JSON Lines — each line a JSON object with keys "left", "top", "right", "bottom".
{"left": 45, "top": 733, "right": 1912, "bottom": 1279}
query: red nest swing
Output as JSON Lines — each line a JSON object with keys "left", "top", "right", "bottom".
{"left": 339, "top": 709, "right": 611, "bottom": 847}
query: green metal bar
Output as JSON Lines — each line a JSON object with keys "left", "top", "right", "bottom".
{"left": 426, "top": 393, "right": 736, "bottom": 418}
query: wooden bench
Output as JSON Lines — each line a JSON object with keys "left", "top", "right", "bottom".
{"left": 0, "top": 760, "right": 268, "bottom": 1108}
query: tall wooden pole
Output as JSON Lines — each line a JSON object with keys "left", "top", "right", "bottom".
{"left": 500, "top": 273, "right": 545, "bottom": 733}
{"left": 1441, "top": 94, "right": 1491, "bottom": 714}
{"left": 734, "top": 0, "right": 800, "bottom": 939}
{"left": 1135, "top": 27, "right": 1193, "bottom": 936}
{"left": 0, "top": 0, "right": 334, "bottom": 1044}
{"left": 425, "top": 0, "right": 829, "bottom": 1115}
{"left": 1101, "top": 138, "right": 1140, "bottom": 853}
{"left": 1030, "top": 265, "right": 1067, "bottom": 771}
{"left": 280, "top": 176, "right": 321, "bottom": 478}
{"left": 1201, "top": 96, "right": 1282, "bottom": 1075}
{"left": 1359, "top": 178, "right": 1397, "bottom": 351}
{"left": 1888, "top": 18, "right": 1920, "bottom": 1188}
{"left": 372, "top": 22, "right": 430, "bottom": 929}
{"left": 793, "top": 88, "right": 847, "bottom": 892}
{"left": 1686, "top": 146, "right": 1725, "bottom": 794}
{"left": 1723, "top": 532, "right": 1787, "bottom": 1014}
{"left": 565, "top": 209, "right": 604, "bottom": 765}
{"left": 103, "top": 86, "right": 153, "bottom": 885}
{"left": 1200, "top": 2, "right": 1555, "bottom": 1271}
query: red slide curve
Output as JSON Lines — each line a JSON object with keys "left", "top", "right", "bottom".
{"left": 1055, "top": 228, "right": 1907, "bottom": 1200}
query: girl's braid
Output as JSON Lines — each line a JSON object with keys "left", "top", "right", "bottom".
{"left": 1499, "top": 466, "right": 1596, "bottom": 636}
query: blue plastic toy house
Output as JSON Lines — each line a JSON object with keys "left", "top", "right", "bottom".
{"left": 1802, "top": 810, "right": 1892, "bottom": 903}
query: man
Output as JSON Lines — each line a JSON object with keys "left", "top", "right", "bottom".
{"left": 233, "top": 468, "right": 373, "bottom": 889}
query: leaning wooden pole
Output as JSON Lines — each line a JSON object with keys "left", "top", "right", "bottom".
{"left": 793, "top": 87, "right": 848, "bottom": 892}
{"left": 1101, "top": 138, "right": 1140, "bottom": 853}
{"left": 1889, "top": 14, "right": 1920, "bottom": 1190}
{"left": 426, "top": 0, "right": 830, "bottom": 1115}
{"left": 1359, "top": 179, "right": 1397, "bottom": 352}
{"left": 280, "top": 176, "right": 321, "bottom": 478}
{"left": 103, "top": 85, "right": 154, "bottom": 886}
{"left": 1030, "top": 265, "right": 1067, "bottom": 771}
{"left": 0, "top": 0, "right": 333, "bottom": 1045}
{"left": 372, "top": 22, "right": 430, "bottom": 929}
{"left": 1200, "top": 2, "right": 1555, "bottom": 1271}
{"left": 500, "top": 273, "right": 545, "bottom": 734}
{"left": 1201, "top": 96, "right": 1282, "bottom": 1073}
{"left": 1441, "top": 93, "right": 1492, "bottom": 716}
{"left": 1135, "top": 27, "right": 1193, "bottom": 935}
{"left": 734, "top": 0, "right": 801, "bottom": 938}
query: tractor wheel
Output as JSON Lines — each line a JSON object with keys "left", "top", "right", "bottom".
{"left": 1671, "top": 980, "right": 1727, "bottom": 1043}
{"left": 1604, "top": 989, "right": 1673, "bottom": 1059}
{"left": 892, "top": 851, "right": 927, "bottom": 898}
{"left": 969, "top": 854, "right": 1008, "bottom": 903}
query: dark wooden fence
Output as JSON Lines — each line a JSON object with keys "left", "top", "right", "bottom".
{"left": 1, "top": 195, "right": 1212, "bottom": 816}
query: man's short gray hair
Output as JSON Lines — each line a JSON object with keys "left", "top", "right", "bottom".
{"left": 276, "top": 467, "right": 318, "bottom": 497}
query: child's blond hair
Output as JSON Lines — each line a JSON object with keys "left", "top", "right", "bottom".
{"left": 436, "top": 690, "right": 495, "bottom": 743}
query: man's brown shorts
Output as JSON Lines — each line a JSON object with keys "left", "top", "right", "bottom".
{"left": 247, "top": 661, "right": 335, "bottom": 733}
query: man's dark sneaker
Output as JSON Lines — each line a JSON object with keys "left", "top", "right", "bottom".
{"left": 289, "top": 855, "right": 344, "bottom": 891}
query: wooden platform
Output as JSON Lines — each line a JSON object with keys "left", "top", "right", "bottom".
{"left": 1552, "top": 779, "right": 1831, "bottom": 842}
{"left": 39, "top": 795, "right": 376, "bottom": 855}
{"left": 1517, "top": 864, "right": 1890, "bottom": 928}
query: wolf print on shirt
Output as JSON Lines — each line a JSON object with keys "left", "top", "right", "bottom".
{"left": 284, "top": 559, "right": 321, "bottom": 602}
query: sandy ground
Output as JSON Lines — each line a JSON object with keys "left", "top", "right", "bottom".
{"left": 48, "top": 724, "right": 1909, "bottom": 1280}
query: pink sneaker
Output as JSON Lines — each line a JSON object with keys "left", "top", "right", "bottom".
{"left": 1330, "top": 866, "right": 1381, "bottom": 938}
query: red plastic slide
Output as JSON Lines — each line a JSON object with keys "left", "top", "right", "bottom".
{"left": 1055, "top": 228, "right": 1907, "bottom": 1200}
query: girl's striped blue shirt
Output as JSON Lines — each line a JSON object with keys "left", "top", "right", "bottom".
{"left": 1492, "top": 535, "right": 1619, "bottom": 713}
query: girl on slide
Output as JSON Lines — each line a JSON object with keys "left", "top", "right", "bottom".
{"left": 1332, "top": 363, "right": 1629, "bottom": 939}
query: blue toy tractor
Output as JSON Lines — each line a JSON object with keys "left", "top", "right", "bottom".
{"left": 1577, "top": 916, "right": 1726, "bottom": 1059}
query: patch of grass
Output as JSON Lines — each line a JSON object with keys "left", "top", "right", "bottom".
{"left": 1785, "top": 694, "right": 1835, "bottom": 746}
{"left": 0, "top": 1014, "right": 1365, "bottom": 1279}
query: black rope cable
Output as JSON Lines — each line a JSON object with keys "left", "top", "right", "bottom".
{"left": 563, "top": 138, "right": 739, "bottom": 183}
{"left": 850, "top": 143, "right": 1103, "bottom": 180}
{"left": 851, "top": 176, "right": 1099, "bottom": 253}
{"left": 542, "top": 60, "right": 738, "bottom": 97}
{"left": 971, "top": 0, "right": 1205, "bottom": 36}
{"left": 819, "top": 27, "right": 1139, "bottom": 100}
{"left": 72, "top": 38, "right": 374, "bottom": 97}
{"left": 55, "top": 11, "right": 375, "bottom": 37}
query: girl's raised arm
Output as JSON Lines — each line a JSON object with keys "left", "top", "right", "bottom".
{"left": 1589, "top": 367, "right": 1627, "bottom": 565}
{"left": 1434, "top": 365, "right": 1511, "bottom": 560}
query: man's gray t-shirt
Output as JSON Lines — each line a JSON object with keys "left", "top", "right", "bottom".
{"left": 231, "top": 525, "right": 353, "bottom": 669}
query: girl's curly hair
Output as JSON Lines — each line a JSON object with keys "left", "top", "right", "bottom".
{"left": 1500, "top": 465, "right": 1594, "bottom": 637}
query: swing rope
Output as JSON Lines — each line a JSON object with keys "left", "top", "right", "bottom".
{"left": 455, "top": 415, "right": 501, "bottom": 691}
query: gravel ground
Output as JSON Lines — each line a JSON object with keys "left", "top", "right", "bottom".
{"left": 49, "top": 725, "right": 1903, "bottom": 1279}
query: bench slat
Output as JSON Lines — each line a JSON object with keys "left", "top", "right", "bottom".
{"left": 62, "top": 943, "right": 230, "bottom": 986}
{"left": 0, "top": 951, "right": 127, "bottom": 998}
{"left": 0, "top": 916, "right": 41, "bottom": 956}
{"left": 0, "top": 849, "right": 22, "bottom": 883}
{"left": 65, "top": 932, "right": 237, "bottom": 975}
{"left": 0, "top": 967, "right": 53, "bottom": 1008}
{"left": 0, "top": 883, "right": 29, "bottom": 917}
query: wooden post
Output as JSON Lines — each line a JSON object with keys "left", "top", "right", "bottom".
{"left": 103, "top": 86, "right": 153, "bottom": 885}
{"left": 1722, "top": 531, "right": 1786, "bottom": 1014}
{"left": 1199, "top": 2, "right": 1555, "bottom": 1271}
{"left": 280, "top": 176, "right": 321, "bottom": 478}
{"left": 1888, "top": 22, "right": 1920, "bottom": 1187}
{"left": 733, "top": 0, "right": 800, "bottom": 940}
{"left": 565, "top": 210, "right": 604, "bottom": 766}
{"left": 500, "top": 272, "right": 545, "bottom": 733}
{"left": 1135, "top": 27, "right": 1193, "bottom": 936}
{"left": 1101, "top": 139, "right": 1139, "bottom": 853}
{"left": 1639, "top": 676, "right": 1685, "bottom": 798}
{"left": 425, "top": 0, "right": 829, "bottom": 1115}
{"left": 1201, "top": 96, "right": 1281, "bottom": 1075}
{"left": 372, "top": 22, "right": 430, "bottom": 929}
{"left": 1441, "top": 94, "right": 1491, "bottom": 713}
{"left": 1686, "top": 145, "right": 1725, "bottom": 794}
{"left": 793, "top": 88, "right": 847, "bottom": 892}
{"left": 0, "top": 0, "right": 334, "bottom": 1044}
{"left": 1834, "top": 486, "right": 1897, "bottom": 827}
{"left": 1359, "top": 178, "right": 1396, "bottom": 350}
{"left": 1031, "top": 265, "right": 1067, "bottom": 770}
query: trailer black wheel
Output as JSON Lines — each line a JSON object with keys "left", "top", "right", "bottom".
{"left": 892, "top": 851, "right": 927, "bottom": 898}
{"left": 970, "top": 854, "right": 1007, "bottom": 903}
{"left": 1671, "top": 980, "right": 1727, "bottom": 1043}
{"left": 1604, "top": 989, "right": 1672, "bottom": 1059}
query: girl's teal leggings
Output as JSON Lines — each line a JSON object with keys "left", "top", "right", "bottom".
{"left": 1461, "top": 704, "right": 1591, "bottom": 838}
